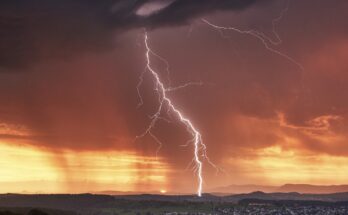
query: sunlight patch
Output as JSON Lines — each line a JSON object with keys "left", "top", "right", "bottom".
{"left": 136, "top": 0, "right": 175, "bottom": 16}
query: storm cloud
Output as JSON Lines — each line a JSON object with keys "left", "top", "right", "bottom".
{"left": 0, "top": 0, "right": 260, "bottom": 69}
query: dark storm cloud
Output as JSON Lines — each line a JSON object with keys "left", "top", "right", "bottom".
{"left": 0, "top": 0, "right": 259, "bottom": 69}
{"left": 109, "top": 0, "right": 259, "bottom": 27}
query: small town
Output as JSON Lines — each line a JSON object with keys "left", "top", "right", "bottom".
{"left": 162, "top": 205, "right": 348, "bottom": 215}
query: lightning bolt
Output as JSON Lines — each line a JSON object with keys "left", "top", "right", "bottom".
{"left": 137, "top": 30, "right": 209, "bottom": 197}
{"left": 201, "top": 0, "right": 303, "bottom": 71}
{"left": 202, "top": 18, "right": 303, "bottom": 71}
{"left": 135, "top": 1, "right": 298, "bottom": 197}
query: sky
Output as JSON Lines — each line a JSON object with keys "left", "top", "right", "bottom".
{"left": 0, "top": 0, "right": 348, "bottom": 194}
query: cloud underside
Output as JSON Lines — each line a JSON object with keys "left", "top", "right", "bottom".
{"left": 0, "top": 0, "right": 259, "bottom": 69}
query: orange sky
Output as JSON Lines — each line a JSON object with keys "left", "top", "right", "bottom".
{"left": 0, "top": 0, "right": 348, "bottom": 194}
{"left": 0, "top": 141, "right": 169, "bottom": 193}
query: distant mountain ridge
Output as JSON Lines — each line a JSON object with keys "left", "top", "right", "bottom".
{"left": 224, "top": 191, "right": 348, "bottom": 202}
{"left": 277, "top": 184, "right": 348, "bottom": 194}
{"left": 211, "top": 184, "right": 277, "bottom": 194}
{"left": 211, "top": 184, "right": 348, "bottom": 194}
{"left": 2, "top": 192, "right": 348, "bottom": 209}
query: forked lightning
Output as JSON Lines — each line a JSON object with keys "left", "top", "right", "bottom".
{"left": 136, "top": 0, "right": 301, "bottom": 197}
{"left": 137, "top": 31, "right": 206, "bottom": 197}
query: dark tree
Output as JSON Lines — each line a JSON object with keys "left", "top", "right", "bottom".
{"left": 27, "top": 209, "right": 49, "bottom": 215}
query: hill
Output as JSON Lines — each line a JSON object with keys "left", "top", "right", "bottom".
{"left": 277, "top": 184, "right": 348, "bottom": 194}
{"left": 211, "top": 184, "right": 348, "bottom": 194}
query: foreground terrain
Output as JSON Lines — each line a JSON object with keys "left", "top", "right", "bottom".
{"left": 1, "top": 192, "right": 348, "bottom": 215}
